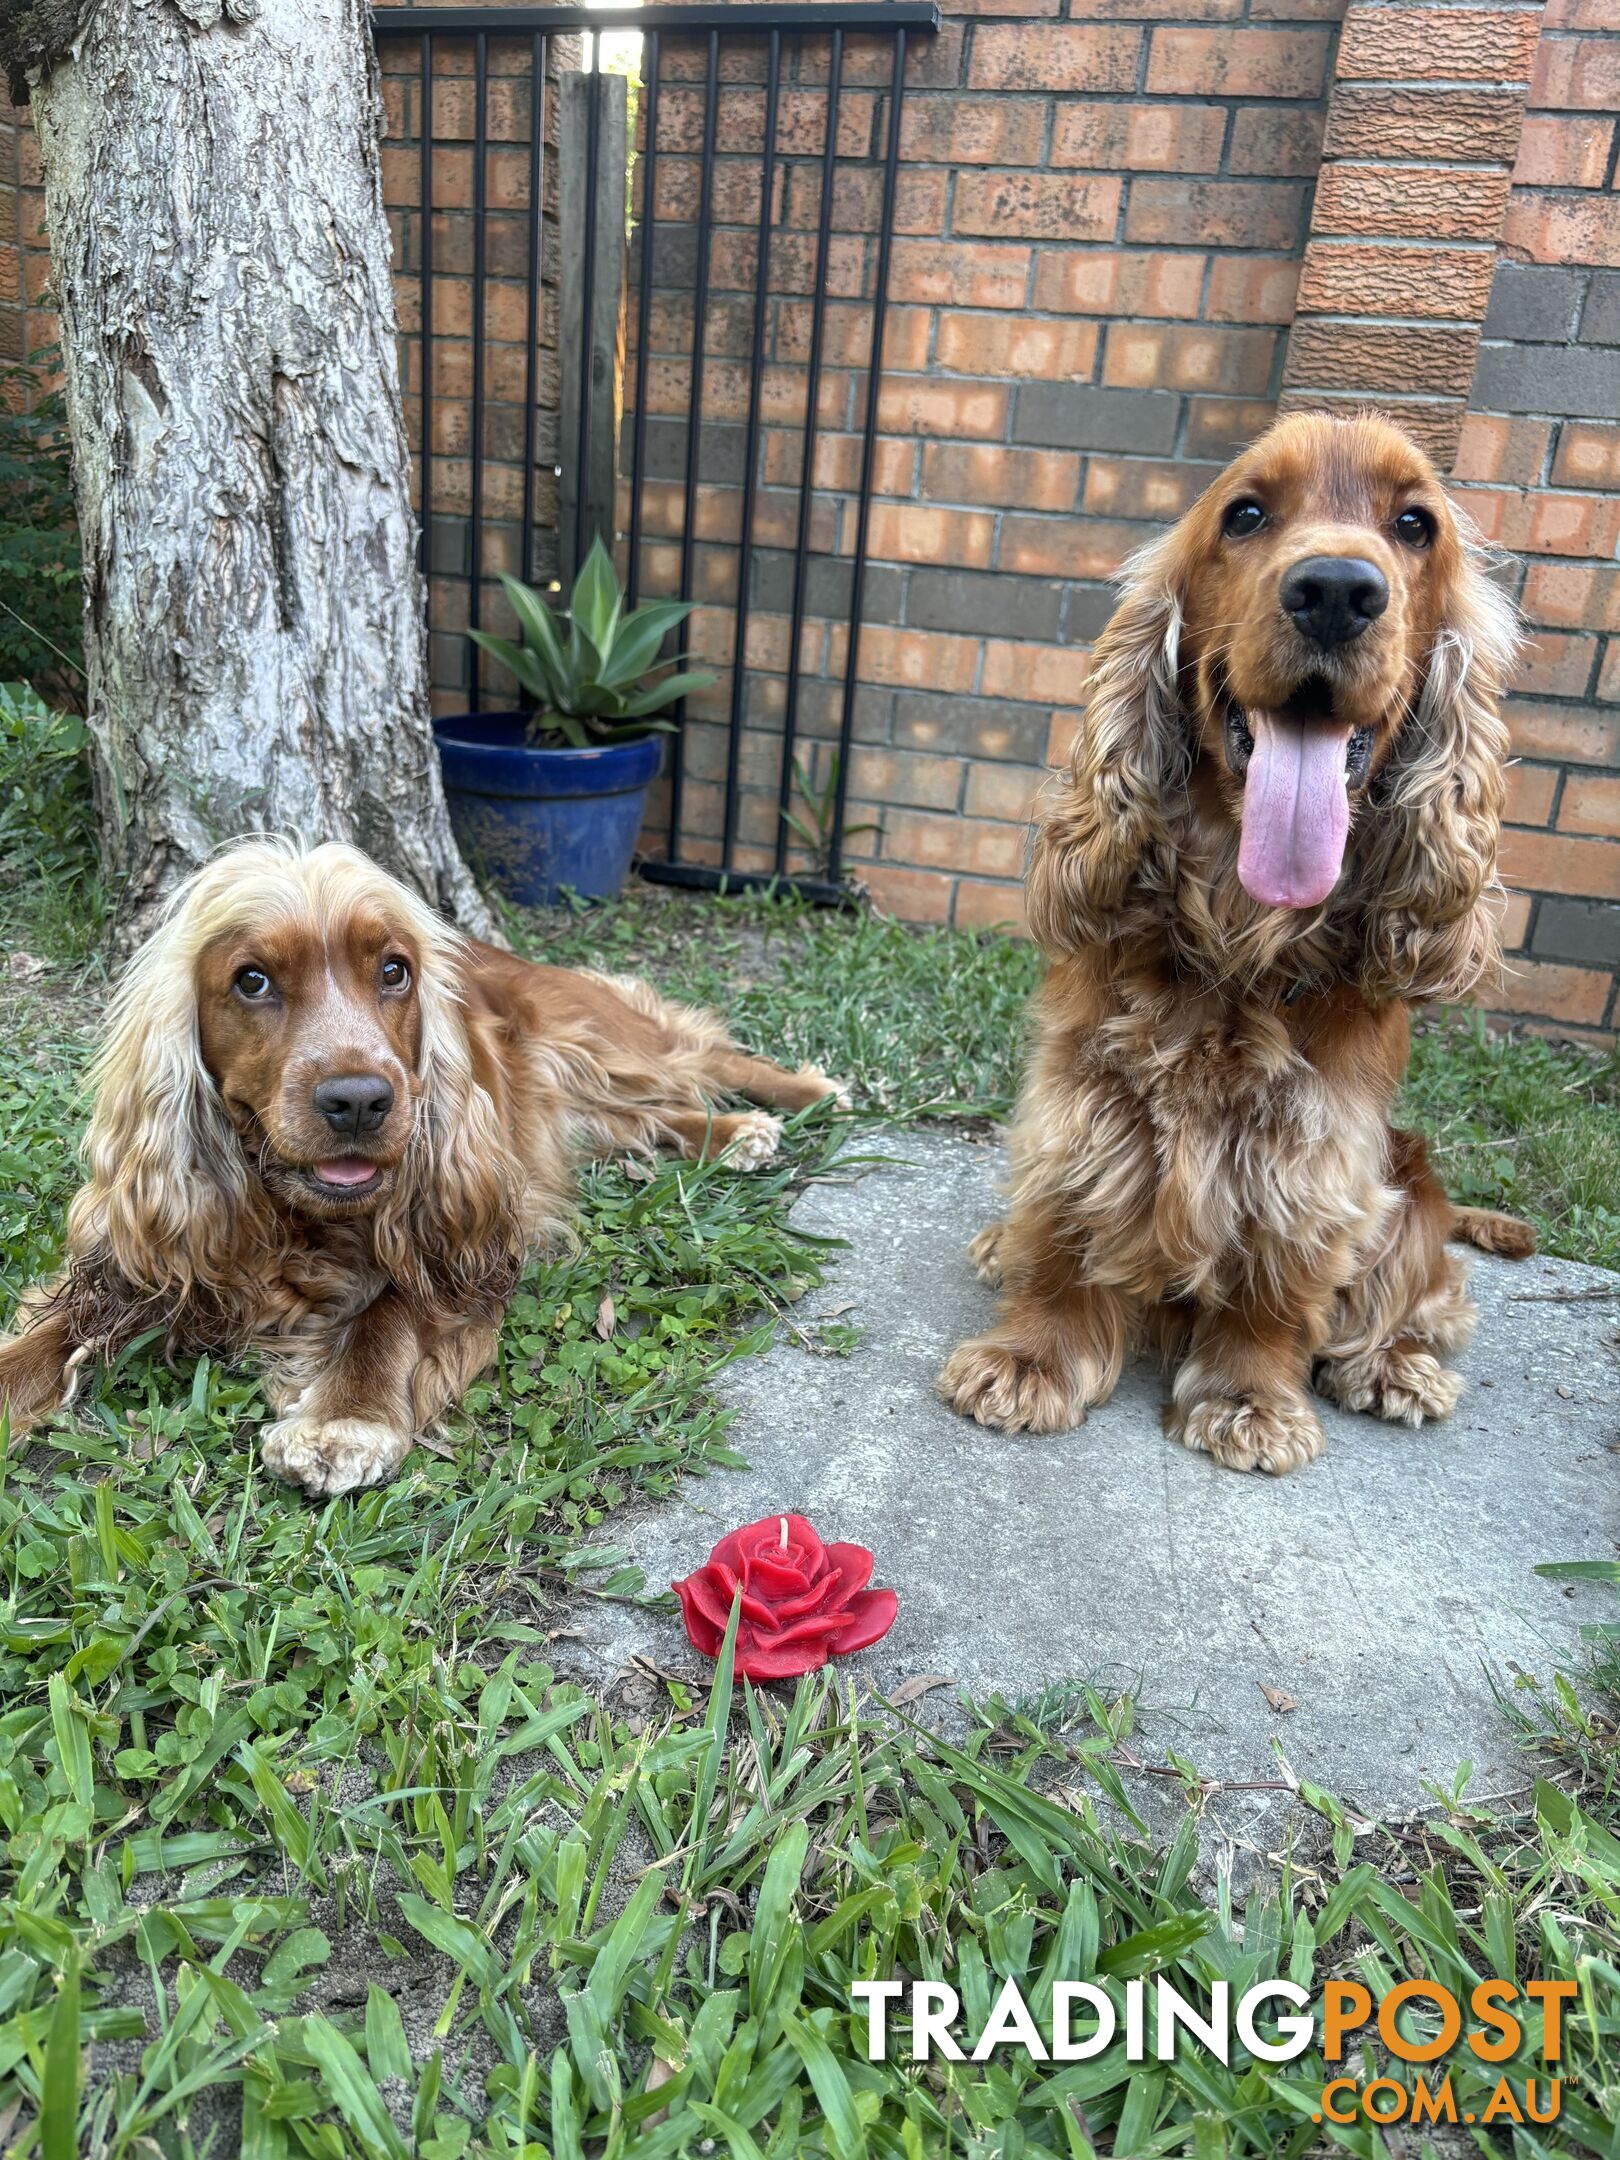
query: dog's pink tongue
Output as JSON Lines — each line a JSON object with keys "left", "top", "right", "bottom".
{"left": 314, "top": 1159, "right": 377, "bottom": 1187}
{"left": 1237, "top": 711, "right": 1353, "bottom": 910}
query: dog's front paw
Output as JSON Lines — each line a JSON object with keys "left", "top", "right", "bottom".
{"left": 966, "top": 1223, "right": 1005, "bottom": 1288}
{"left": 937, "top": 1337, "right": 1087, "bottom": 1434}
{"left": 1171, "top": 1394, "right": 1324, "bottom": 1476}
{"left": 1316, "top": 1346, "right": 1462, "bottom": 1427}
{"left": 261, "top": 1416, "right": 410, "bottom": 1497}
{"left": 723, "top": 1111, "right": 784, "bottom": 1171}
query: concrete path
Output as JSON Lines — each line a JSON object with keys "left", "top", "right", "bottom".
{"left": 571, "top": 1131, "right": 1620, "bottom": 1824}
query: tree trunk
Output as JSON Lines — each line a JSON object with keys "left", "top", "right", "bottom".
{"left": 27, "top": 0, "right": 496, "bottom": 940}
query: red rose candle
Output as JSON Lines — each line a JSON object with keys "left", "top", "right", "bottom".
{"left": 672, "top": 1512, "right": 898, "bottom": 1681}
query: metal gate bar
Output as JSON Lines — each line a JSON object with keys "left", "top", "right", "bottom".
{"left": 373, "top": 2, "right": 940, "bottom": 898}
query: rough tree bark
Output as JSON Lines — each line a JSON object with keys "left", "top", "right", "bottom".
{"left": 16, "top": 0, "right": 496, "bottom": 939}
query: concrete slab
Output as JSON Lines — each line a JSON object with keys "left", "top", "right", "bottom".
{"left": 571, "top": 1132, "right": 1620, "bottom": 1822}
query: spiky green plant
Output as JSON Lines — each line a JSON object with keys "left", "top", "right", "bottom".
{"left": 470, "top": 537, "right": 714, "bottom": 748}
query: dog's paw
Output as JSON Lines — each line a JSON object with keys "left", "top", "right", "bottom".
{"left": 937, "top": 1338, "right": 1086, "bottom": 1435}
{"left": 261, "top": 1416, "right": 410, "bottom": 1497}
{"left": 1172, "top": 1394, "right": 1324, "bottom": 1476}
{"left": 966, "top": 1223, "right": 1005, "bottom": 1288}
{"left": 1316, "top": 1347, "right": 1462, "bottom": 1428}
{"left": 722, "top": 1112, "right": 784, "bottom": 1172}
{"left": 799, "top": 1065, "right": 853, "bottom": 1113}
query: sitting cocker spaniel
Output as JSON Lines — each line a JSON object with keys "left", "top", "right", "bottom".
{"left": 0, "top": 841, "right": 845, "bottom": 1494}
{"left": 939, "top": 411, "right": 1533, "bottom": 1474}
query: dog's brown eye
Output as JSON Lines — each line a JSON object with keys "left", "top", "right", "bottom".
{"left": 1223, "top": 499, "right": 1266, "bottom": 538}
{"left": 1394, "top": 507, "right": 1434, "bottom": 549}
{"left": 235, "top": 966, "right": 273, "bottom": 1001}
{"left": 380, "top": 956, "right": 410, "bottom": 991}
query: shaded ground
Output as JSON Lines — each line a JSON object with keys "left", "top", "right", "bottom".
{"left": 570, "top": 1130, "right": 1620, "bottom": 1833}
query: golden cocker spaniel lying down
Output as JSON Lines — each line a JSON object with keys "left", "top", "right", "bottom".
{"left": 0, "top": 841, "right": 845, "bottom": 1494}
{"left": 939, "top": 411, "right": 1534, "bottom": 1474}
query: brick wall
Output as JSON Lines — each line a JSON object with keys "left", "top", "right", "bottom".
{"left": 4, "top": 1, "right": 1618, "bottom": 1034}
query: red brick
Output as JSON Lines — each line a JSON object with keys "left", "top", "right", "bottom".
{"left": 1126, "top": 181, "right": 1308, "bottom": 250}
{"left": 968, "top": 23, "right": 1142, "bottom": 92}
{"left": 1521, "top": 562, "right": 1620, "bottom": 631}
{"left": 1296, "top": 242, "right": 1497, "bottom": 322}
{"left": 1531, "top": 30, "right": 1620, "bottom": 108}
{"left": 862, "top": 865, "right": 953, "bottom": 924}
{"left": 1048, "top": 710, "right": 1086, "bottom": 766}
{"left": 1505, "top": 763, "right": 1559, "bottom": 825}
{"left": 1513, "top": 114, "right": 1615, "bottom": 187}
{"left": 1312, "top": 164, "right": 1511, "bottom": 242}
{"left": 1205, "top": 257, "right": 1301, "bottom": 325}
{"left": 964, "top": 764, "right": 1044, "bottom": 820}
{"left": 882, "top": 809, "right": 1025, "bottom": 876}
{"left": 981, "top": 641, "right": 1093, "bottom": 705}
{"left": 1528, "top": 493, "right": 1620, "bottom": 558}
{"left": 900, "top": 95, "right": 1050, "bottom": 167}
{"left": 935, "top": 313, "right": 1101, "bottom": 380}
{"left": 891, "top": 239, "right": 1030, "bottom": 310}
{"left": 857, "top": 626, "right": 982, "bottom": 694}
{"left": 1552, "top": 421, "right": 1620, "bottom": 489}
{"left": 1104, "top": 322, "right": 1279, "bottom": 396}
{"left": 866, "top": 503, "right": 997, "bottom": 570}
{"left": 1001, "top": 515, "right": 1145, "bottom": 579}
{"left": 954, "top": 879, "right": 1031, "bottom": 934}
{"left": 1286, "top": 320, "right": 1482, "bottom": 398}
{"left": 953, "top": 171, "right": 1123, "bottom": 242}
{"left": 1185, "top": 396, "right": 1282, "bottom": 460}
{"left": 1453, "top": 415, "right": 1553, "bottom": 487}
{"left": 1517, "top": 632, "right": 1600, "bottom": 697}
{"left": 1146, "top": 26, "right": 1331, "bottom": 97}
{"left": 1228, "top": 107, "right": 1326, "bottom": 179}
{"left": 1560, "top": 773, "right": 1620, "bottom": 837}
{"left": 1500, "top": 890, "right": 1533, "bottom": 948}
{"left": 1503, "top": 190, "right": 1620, "bottom": 268}
{"left": 875, "top": 377, "right": 1010, "bottom": 441}
{"left": 1506, "top": 700, "right": 1620, "bottom": 766}
{"left": 1490, "top": 957, "right": 1614, "bottom": 1025}
{"left": 1339, "top": 4, "right": 1542, "bottom": 82}
{"left": 848, "top": 749, "right": 964, "bottom": 812}
{"left": 1032, "top": 249, "right": 1205, "bottom": 319}
{"left": 1544, "top": 0, "right": 1620, "bottom": 21}
{"left": 1051, "top": 102, "right": 1226, "bottom": 174}
{"left": 1325, "top": 87, "right": 1529, "bottom": 163}
{"left": 922, "top": 442, "right": 1081, "bottom": 511}
{"left": 1500, "top": 827, "right": 1620, "bottom": 899}
{"left": 1084, "top": 456, "right": 1212, "bottom": 520}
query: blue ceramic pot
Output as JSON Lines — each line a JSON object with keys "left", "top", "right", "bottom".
{"left": 433, "top": 712, "right": 663, "bottom": 907}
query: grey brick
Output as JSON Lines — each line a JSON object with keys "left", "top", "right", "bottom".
{"left": 893, "top": 692, "right": 1049, "bottom": 763}
{"left": 1483, "top": 263, "right": 1585, "bottom": 344}
{"left": 1531, "top": 899, "right": 1620, "bottom": 971}
{"left": 1470, "top": 343, "right": 1620, "bottom": 420}
{"left": 641, "top": 417, "right": 747, "bottom": 485}
{"left": 428, "top": 517, "right": 471, "bottom": 577}
{"left": 1580, "top": 272, "right": 1620, "bottom": 347}
{"left": 1013, "top": 384, "right": 1181, "bottom": 456}
{"left": 1061, "top": 583, "right": 1119, "bottom": 645}
{"left": 906, "top": 569, "right": 1064, "bottom": 642}
{"left": 747, "top": 550, "right": 904, "bottom": 627}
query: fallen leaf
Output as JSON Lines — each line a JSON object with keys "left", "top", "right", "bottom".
{"left": 7, "top": 952, "right": 46, "bottom": 983}
{"left": 1555, "top": 1384, "right": 1573, "bottom": 1399}
{"left": 621, "top": 1156, "right": 654, "bottom": 1182}
{"left": 596, "top": 1294, "right": 616, "bottom": 1340}
{"left": 816, "top": 1301, "right": 857, "bottom": 1320}
{"left": 644, "top": 2054, "right": 678, "bottom": 2130}
{"left": 1259, "top": 1683, "right": 1298, "bottom": 1714}
{"left": 890, "top": 1673, "right": 955, "bottom": 1706}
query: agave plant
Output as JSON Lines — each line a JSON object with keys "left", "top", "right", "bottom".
{"left": 469, "top": 537, "right": 714, "bottom": 748}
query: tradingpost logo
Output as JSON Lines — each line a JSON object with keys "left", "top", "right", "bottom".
{"left": 853, "top": 1972, "right": 1575, "bottom": 2127}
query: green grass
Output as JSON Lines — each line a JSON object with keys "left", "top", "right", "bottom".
{"left": 0, "top": 856, "right": 1617, "bottom": 2151}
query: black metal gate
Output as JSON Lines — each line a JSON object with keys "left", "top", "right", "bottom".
{"left": 372, "top": 0, "right": 939, "bottom": 901}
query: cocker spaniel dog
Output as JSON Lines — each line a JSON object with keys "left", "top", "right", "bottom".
{"left": 940, "top": 411, "right": 1533, "bottom": 1475}
{"left": 0, "top": 840, "right": 845, "bottom": 1494}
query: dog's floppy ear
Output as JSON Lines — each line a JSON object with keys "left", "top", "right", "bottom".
{"left": 1025, "top": 529, "right": 1189, "bottom": 957}
{"left": 1354, "top": 528, "right": 1520, "bottom": 1003}
{"left": 373, "top": 959, "right": 526, "bottom": 1318}
{"left": 65, "top": 895, "right": 260, "bottom": 1303}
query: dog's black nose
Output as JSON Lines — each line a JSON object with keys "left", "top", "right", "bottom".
{"left": 313, "top": 1074, "right": 394, "bottom": 1136}
{"left": 1280, "top": 556, "right": 1389, "bottom": 648}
